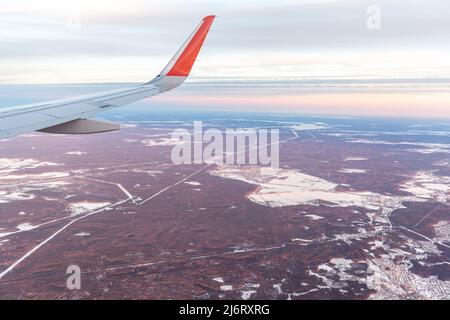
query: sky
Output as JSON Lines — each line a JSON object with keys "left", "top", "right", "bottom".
{"left": 1, "top": 0, "right": 450, "bottom": 118}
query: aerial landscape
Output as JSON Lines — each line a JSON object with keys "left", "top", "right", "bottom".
{"left": 0, "top": 0, "right": 449, "bottom": 303}
{"left": 0, "top": 110, "right": 448, "bottom": 299}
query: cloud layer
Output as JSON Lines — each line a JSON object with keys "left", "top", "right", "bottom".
{"left": 1, "top": 0, "right": 449, "bottom": 83}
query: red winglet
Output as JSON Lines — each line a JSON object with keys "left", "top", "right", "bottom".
{"left": 166, "top": 15, "right": 216, "bottom": 77}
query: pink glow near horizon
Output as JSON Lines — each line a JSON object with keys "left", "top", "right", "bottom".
{"left": 152, "top": 92, "right": 450, "bottom": 119}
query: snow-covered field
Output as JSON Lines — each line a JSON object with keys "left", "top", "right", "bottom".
{"left": 210, "top": 166, "right": 448, "bottom": 214}
{"left": 338, "top": 168, "right": 367, "bottom": 174}
{"left": 347, "top": 139, "right": 450, "bottom": 154}
{"left": 0, "top": 158, "right": 62, "bottom": 175}
{"left": 0, "top": 160, "right": 70, "bottom": 204}
{"left": 68, "top": 202, "right": 111, "bottom": 216}
{"left": 142, "top": 137, "right": 184, "bottom": 147}
{"left": 290, "top": 123, "right": 328, "bottom": 131}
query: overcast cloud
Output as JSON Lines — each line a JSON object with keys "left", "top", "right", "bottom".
{"left": 0, "top": 0, "right": 449, "bottom": 83}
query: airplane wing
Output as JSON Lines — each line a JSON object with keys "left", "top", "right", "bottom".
{"left": 0, "top": 15, "right": 215, "bottom": 139}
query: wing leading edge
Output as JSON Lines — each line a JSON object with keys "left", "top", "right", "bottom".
{"left": 0, "top": 15, "right": 216, "bottom": 139}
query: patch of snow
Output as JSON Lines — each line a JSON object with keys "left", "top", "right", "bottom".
{"left": 344, "top": 157, "right": 368, "bottom": 161}
{"left": 433, "top": 221, "right": 450, "bottom": 243}
{"left": 209, "top": 166, "right": 448, "bottom": 219}
{"left": 369, "top": 240, "right": 385, "bottom": 251}
{"left": 0, "top": 191, "right": 36, "bottom": 203}
{"left": 290, "top": 123, "right": 328, "bottom": 131}
{"left": 74, "top": 232, "right": 91, "bottom": 237}
{"left": 241, "top": 290, "right": 257, "bottom": 300}
{"left": 17, "top": 223, "right": 37, "bottom": 231}
{"left": 67, "top": 202, "right": 111, "bottom": 216}
{"left": 132, "top": 169, "right": 162, "bottom": 176}
{"left": 400, "top": 171, "right": 450, "bottom": 202}
{"left": 347, "top": 139, "right": 450, "bottom": 154}
{"left": 338, "top": 168, "right": 367, "bottom": 174}
{"left": 65, "top": 151, "right": 86, "bottom": 156}
{"left": 0, "top": 172, "right": 69, "bottom": 181}
{"left": 142, "top": 137, "right": 184, "bottom": 147}
{"left": 291, "top": 238, "right": 313, "bottom": 243}
{"left": 367, "top": 258, "right": 450, "bottom": 299}
{"left": 0, "top": 158, "right": 62, "bottom": 175}
{"left": 0, "top": 223, "right": 38, "bottom": 238}
{"left": 220, "top": 285, "right": 233, "bottom": 291}
{"left": 212, "top": 277, "right": 224, "bottom": 283}
{"left": 305, "top": 214, "right": 324, "bottom": 220}
{"left": 273, "top": 283, "right": 284, "bottom": 295}
{"left": 184, "top": 181, "right": 202, "bottom": 186}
